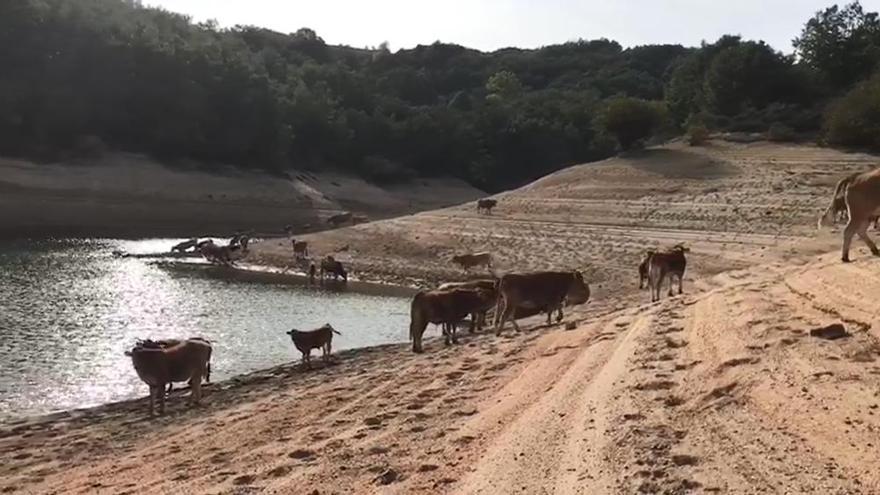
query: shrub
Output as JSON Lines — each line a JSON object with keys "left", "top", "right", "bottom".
{"left": 824, "top": 74, "right": 880, "bottom": 149}
{"left": 766, "top": 123, "right": 797, "bottom": 142}
{"left": 598, "top": 97, "right": 666, "bottom": 150}
{"left": 359, "top": 155, "right": 416, "bottom": 184}
{"left": 686, "top": 124, "right": 710, "bottom": 146}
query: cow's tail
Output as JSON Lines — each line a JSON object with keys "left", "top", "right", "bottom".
{"left": 819, "top": 176, "right": 850, "bottom": 229}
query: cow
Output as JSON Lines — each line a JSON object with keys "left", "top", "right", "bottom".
{"left": 647, "top": 245, "right": 689, "bottom": 303}
{"left": 451, "top": 252, "right": 492, "bottom": 272}
{"left": 320, "top": 256, "right": 348, "bottom": 282}
{"left": 286, "top": 324, "right": 341, "bottom": 369}
{"left": 409, "top": 288, "right": 496, "bottom": 353}
{"left": 197, "top": 240, "right": 232, "bottom": 266}
{"left": 145, "top": 338, "right": 213, "bottom": 394}
{"left": 437, "top": 279, "right": 498, "bottom": 333}
{"left": 292, "top": 240, "right": 310, "bottom": 259}
{"left": 171, "top": 239, "right": 199, "bottom": 253}
{"left": 494, "top": 271, "right": 590, "bottom": 335}
{"left": 327, "top": 212, "right": 353, "bottom": 227}
{"left": 227, "top": 235, "right": 250, "bottom": 263}
{"left": 477, "top": 198, "right": 498, "bottom": 214}
{"left": 125, "top": 338, "right": 213, "bottom": 416}
{"left": 819, "top": 169, "right": 880, "bottom": 262}
{"left": 638, "top": 250, "right": 656, "bottom": 289}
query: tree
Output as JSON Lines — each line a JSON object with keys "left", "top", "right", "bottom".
{"left": 486, "top": 71, "right": 524, "bottom": 100}
{"left": 794, "top": 1, "right": 880, "bottom": 88}
{"left": 824, "top": 73, "right": 880, "bottom": 149}
{"left": 598, "top": 97, "right": 666, "bottom": 150}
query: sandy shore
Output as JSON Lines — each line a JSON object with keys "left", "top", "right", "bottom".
{"left": 0, "top": 153, "right": 484, "bottom": 239}
{"left": 4, "top": 140, "right": 880, "bottom": 494}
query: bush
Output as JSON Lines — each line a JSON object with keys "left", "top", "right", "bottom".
{"left": 598, "top": 97, "right": 666, "bottom": 150}
{"left": 766, "top": 123, "right": 797, "bottom": 142}
{"left": 824, "top": 75, "right": 880, "bottom": 149}
{"left": 686, "top": 124, "right": 711, "bottom": 146}
{"left": 359, "top": 156, "right": 416, "bottom": 184}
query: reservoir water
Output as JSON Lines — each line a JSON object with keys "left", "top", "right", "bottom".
{"left": 0, "top": 238, "right": 411, "bottom": 418}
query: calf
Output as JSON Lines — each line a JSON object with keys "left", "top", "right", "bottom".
{"left": 125, "top": 338, "right": 213, "bottom": 416}
{"left": 477, "top": 198, "right": 498, "bottom": 214}
{"left": 410, "top": 288, "right": 495, "bottom": 353}
{"left": 292, "top": 240, "right": 309, "bottom": 259}
{"left": 494, "top": 271, "right": 590, "bottom": 335}
{"left": 451, "top": 252, "right": 492, "bottom": 271}
{"left": 286, "top": 324, "right": 341, "bottom": 368}
{"left": 647, "top": 245, "right": 689, "bottom": 303}
{"left": 320, "top": 256, "right": 348, "bottom": 281}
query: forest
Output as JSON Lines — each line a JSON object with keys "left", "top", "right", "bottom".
{"left": 2, "top": 0, "right": 880, "bottom": 191}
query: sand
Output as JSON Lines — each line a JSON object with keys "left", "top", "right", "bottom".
{"left": 4, "top": 139, "right": 880, "bottom": 494}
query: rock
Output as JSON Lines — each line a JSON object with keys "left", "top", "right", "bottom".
{"left": 375, "top": 468, "right": 400, "bottom": 485}
{"left": 810, "top": 323, "right": 848, "bottom": 340}
{"left": 565, "top": 321, "right": 577, "bottom": 331}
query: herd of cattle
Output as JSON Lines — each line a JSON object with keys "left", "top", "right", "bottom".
{"left": 125, "top": 197, "right": 694, "bottom": 415}
{"left": 125, "top": 166, "right": 880, "bottom": 416}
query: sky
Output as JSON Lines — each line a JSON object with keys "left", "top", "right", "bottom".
{"left": 145, "top": 0, "right": 880, "bottom": 54}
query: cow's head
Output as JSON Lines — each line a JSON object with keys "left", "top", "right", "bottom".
{"left": 566, "top": 270, "right": 591, "bottom": 306}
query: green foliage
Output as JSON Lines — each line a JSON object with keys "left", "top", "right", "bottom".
{"left": 824, "top": 74, "right": 880, "bottom": 149}
{"left": 766, "top": 123, "right": 797, "bottom": 142}
{"left": 1, "top": 0, "right": 879, "bottom": 192}
{"left": 598, "top": 98, "right": 666, "bottom": 150}
{"left": 794, "top": 1, "right": 880, "bottom": 89}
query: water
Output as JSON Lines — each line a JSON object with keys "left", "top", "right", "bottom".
{"left": 0, "top": 238, "right": 411, "bottom": 418}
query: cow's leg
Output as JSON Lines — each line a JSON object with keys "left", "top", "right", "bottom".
{"left": 857, "top": 221, "right": 880, "bottom": 257}
{"left": 443, "top": 323, "right": 452, "bottom": 345}
{"left": 148, "top": 386, "right": 156, "bottom": 416}
{"left": 451, "top": 323, "right": 459, "bottom": 344}
{"left": 842, "top": 219, "right": 859, "bottom": 262}
{"left": 190, "top": 372, "right": 202, "bottom": 406}
{"left": 495, "top": 298, "right": 512, "bottom": 335}
{"left": 678, "top": 274, "right": 684, "bottom": 295}
{"left": 667, "top": 273, "right": 675, "bottom": 297}
{"left": 157, "top": 385, "right": 166, "bottom": 415}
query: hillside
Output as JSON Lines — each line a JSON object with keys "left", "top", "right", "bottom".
{"left": 253, "top": 139, "right": 873, "bottom": 300}
{"left": 0, "top": 153, "right": 484, "bottom": 238}
{"left": 4, "top": 140, "right": 880, "bottom": 494}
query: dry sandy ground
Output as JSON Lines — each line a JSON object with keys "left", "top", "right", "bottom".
{"left": 0, "top": 153, "right": 483, "bottom": 238}
{"left": 3, "top": 139, "right": 880, "bottom": 494}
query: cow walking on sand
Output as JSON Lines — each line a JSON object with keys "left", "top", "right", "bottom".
{"left": 647, "top": 245, "right": 688, "bottom": 303}
{"left": 494, "top": 271, "right": 590, "bottom": 335}
{"left": 451, "top": 252, "right": 492, "bottom": 272}
{"left": 819, "top": 169, "right": 880, "bottom": 262}
{"left": 477, "top": 198, "right": 498, "bottom": 214}
{"left": 409, "top": 288, "right": 495, "bottom": 353}
{"left": 286, "top": 324, "right": 341, "bottom": 369}
{"left": 125, "top": 338, "right": 213, "bottom": 416}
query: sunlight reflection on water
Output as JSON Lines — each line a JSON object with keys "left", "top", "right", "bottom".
{"left": 0, "top": 238, "right": 410, "bottom": 418}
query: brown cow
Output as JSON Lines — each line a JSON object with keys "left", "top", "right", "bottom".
{"left": 638, "top": 250, "right": 655, "bottom": 289}
{"left": 477, "top": 198, "right": 498, "bottom": 214}
{"left": 819, "top": 169, "right": 880, "bottom": 262}
{"left": 437, "top": 279, "right": 498, "bottom": 333}
{"left": 147, "top": 337, "right": 213, "bottom": 394}
{"left": 327, "top": 212, "right": 353, "bottom": 227}
{"left": 125, "top": 338, "right": 213, "bottom": 416}
{"left": 451, "top": 252, "right": 492, "bottom": 271}
{"left": 320, "top": 256, "right": 348, "bottom": 281}
{"left": 286, "top": 324, "right": 341, "bottom": 369}
{"left": 494, "top": 271, "right": 590, "bottom": 335}
{"left": 291, "top": 239, "right": 309, "bottom": 259}
{"left": 410, "top": 288, "right": 495, "bottom": 353}
{"left": 647, "top": 245, "right": 689, "bottom": 302}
